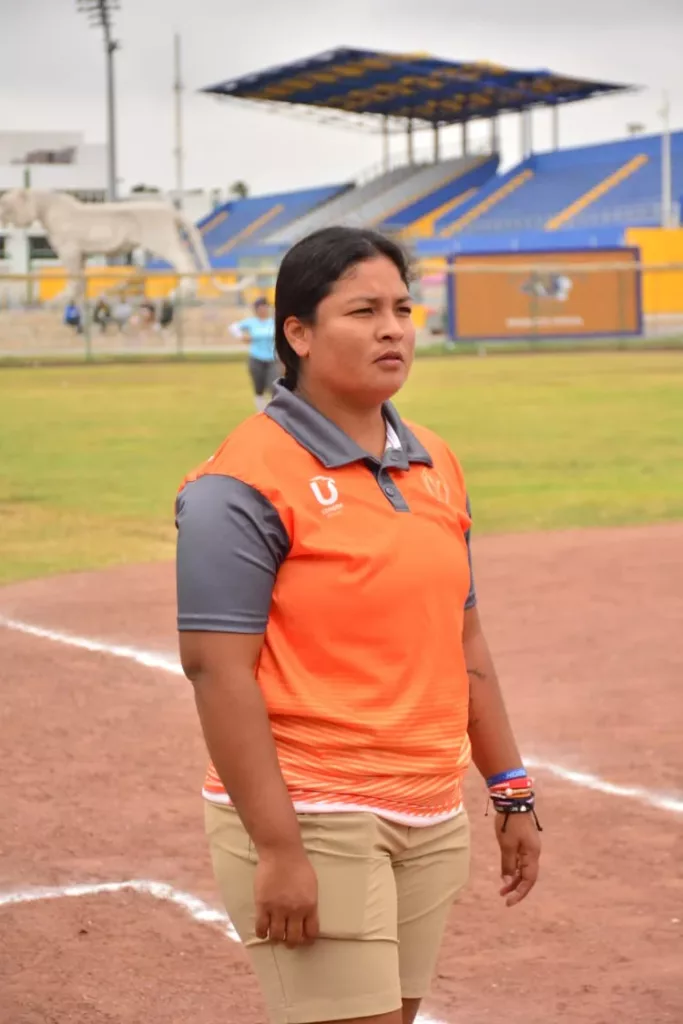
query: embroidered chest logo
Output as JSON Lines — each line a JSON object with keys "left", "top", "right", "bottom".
{"left": 421, "top": 468, "right": 450, "bottom": 505}
{"left": 309, "top": 475, "right": 343, "bottom": 516}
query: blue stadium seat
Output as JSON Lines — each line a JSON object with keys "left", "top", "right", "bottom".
{"left": 435, "top": 132, "right": 683, "bottom": 238}
{"left": 201, "top": 184, "right": 350, "bottom": 267}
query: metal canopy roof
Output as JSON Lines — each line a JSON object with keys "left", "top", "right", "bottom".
{"left": 202, "top": 47, "right": 629, "bottom": 131}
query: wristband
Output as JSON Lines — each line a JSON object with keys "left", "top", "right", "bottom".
{"left": 486, "top": 767, "right": 527, "bottom": 788}
{"left": 489, "top": 791, "right": 543, "bottom": 833}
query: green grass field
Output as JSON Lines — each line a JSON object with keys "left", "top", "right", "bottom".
{"left": 1, "top": 351, "right": 682, "bottom": 585}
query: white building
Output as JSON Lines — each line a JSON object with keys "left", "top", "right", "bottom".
{"left": 0, "top": 131, "right": 222, "bottom": 273}
{"left": 0, "top": 131, "right": 108, "bottom": 273}
{"left": 0, "top": 131, "right": 108, "bottom": 197}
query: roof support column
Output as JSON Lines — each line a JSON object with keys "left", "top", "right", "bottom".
{"left": 552, "top": 104, "right": 560, "bottom": 150}
{"left": 407, "top": 118, "right": 415, "bottom": 165}
{"left": 520, "top": 109, "right": 533, "bottom": 159}
{"left": 432, "top": 121, "right": 441, "bottom": 163}
{"left": 489, "top": 115, "right": 500, "bottom": 155}
{"left": 382, "top": 115, "right": 390, "bottom": 172}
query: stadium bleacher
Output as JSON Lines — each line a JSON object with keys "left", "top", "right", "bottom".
{"left": 266, "top": 156, "right": 499, "bottom": 246}
{"left": 339, "top": 157, "right": 490, "bottom": 232}
{"left": 158, "top": 130, "right": 683, "bottom": 268}
{"left": 434, "top": 132, "right": 683, "bottom": 239}
{"left": 200, "top": 183, "right": 350, "bottom": 267}
{"left": 265, "top": 166, "right": 417, "bottom": 246}
{"left": 379, "top": 155, "right": 498, "bottom": 235}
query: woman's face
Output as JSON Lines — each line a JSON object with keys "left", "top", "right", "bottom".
{"left": 286, "top": 256, "right": 415, "bottom": 405}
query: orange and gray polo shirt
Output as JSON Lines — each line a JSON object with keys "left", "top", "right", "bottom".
{"left": 176, "top": 383, "right": 476, "bottom": 825}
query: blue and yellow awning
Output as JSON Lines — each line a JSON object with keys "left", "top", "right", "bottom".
{"left": 202, "top": 47, "right": 629, "bottom": 129}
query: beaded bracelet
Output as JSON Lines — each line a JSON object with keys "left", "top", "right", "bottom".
{"left": 486, "top": 772, "right": 543, "bottom": 833}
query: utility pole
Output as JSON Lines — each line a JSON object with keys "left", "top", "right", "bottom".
{"left": 173, "top": 33, "right": 184, "bottom": 210}
{"left": 23, "top": 166, "right": 33, "bottom": 302}
{"left": 77, "top": 0, "right": 120, "bottom": 202}
{"left": 660, "top": 91, "right": 673, "bottom": 228}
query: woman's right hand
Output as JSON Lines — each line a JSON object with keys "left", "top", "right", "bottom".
{"left": 254, "top": 846, "right": 320, "bottom": 948}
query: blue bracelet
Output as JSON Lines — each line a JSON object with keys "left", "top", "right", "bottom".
{"left": 486, "top": 767, "right": 527, "bottom": 788}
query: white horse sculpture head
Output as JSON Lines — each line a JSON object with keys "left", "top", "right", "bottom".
{"left": 0, "top": 188, "right": 40, "bottom": 228}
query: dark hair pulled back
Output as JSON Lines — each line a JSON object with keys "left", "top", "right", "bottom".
{"left": 274, "top": 226, "right": 410, "bottom": 389}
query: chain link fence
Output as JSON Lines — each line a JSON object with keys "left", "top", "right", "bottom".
{"left": 0, "top": 259, "right": 682, "bottom": 361}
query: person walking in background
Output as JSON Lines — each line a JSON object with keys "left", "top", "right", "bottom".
{"left": 176, "top": 226, "right": 542, "bottom": 1024}
{"left": 230, "top": 296, "right": 279, "bottom": 411}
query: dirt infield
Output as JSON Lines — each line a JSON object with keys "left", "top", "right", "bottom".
{"left": 1, "top": 523, "right": 682, "bottom": 1024}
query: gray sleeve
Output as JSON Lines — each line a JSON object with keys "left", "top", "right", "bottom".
{"left": 464, "top": 493, "right": 477, "bottom": 610}
{"left": 175, "top": 474, "right": 290, "bottom": 633}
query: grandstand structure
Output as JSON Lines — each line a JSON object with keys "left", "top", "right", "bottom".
{"left": 196, "top": 47, "right": 676, "bottom": 266}
{"left": 418, "top": 130, "right": 683, "bottom": 256}
{"left": 6, "top": 48, "right": 679, "bottom": 340}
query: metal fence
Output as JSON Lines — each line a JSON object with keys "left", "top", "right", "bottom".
{"left": 0, "top": 260, "right": 682, "bottom": 361}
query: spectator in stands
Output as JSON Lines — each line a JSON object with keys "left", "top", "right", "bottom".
{"left": 176, "top": 226, "right": 542, "bottom": 1024}
{"left": 93, "top": 297, "right": 112, "bottom": 334}
{"left": 158, "top": 296, "right": 175, "bottom": 332}
{"left": 230, "top": 296, "right": 279, "bottom": 412}
{"left": 129, "top": 301, "right": 157, "bottom": 338}
{"left": 139, "top": 301, "right": 156, "bottom": 329}
{"left": 63, "top": 301, "right": 82, "bottom": 334}
{"left": 112, "top": 297, "right": 133, "bottom": 333}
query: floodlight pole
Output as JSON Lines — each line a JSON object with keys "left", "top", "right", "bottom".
{"left": 661, "top": 91, "right": 673, "bottom": 228}
{"left": 103, "top": 17, "right": 119, "bottom": 201}
{"left": 99, "top": 9, "right": 119, "bottom": 200}
{"left": 77, "top": 1, "right": 120, "bottom": 202}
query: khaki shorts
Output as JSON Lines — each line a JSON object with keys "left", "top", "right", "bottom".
{"left": 205, "top": 803, "right": 470, "bottom": 1024}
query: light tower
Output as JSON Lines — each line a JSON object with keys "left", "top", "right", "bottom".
{"left": 77, "top": 0, "right": 121, "bottom": 202}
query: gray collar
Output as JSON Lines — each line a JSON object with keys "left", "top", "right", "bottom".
{"left": 265, "top": 381, "right": 433, "bottom": 470}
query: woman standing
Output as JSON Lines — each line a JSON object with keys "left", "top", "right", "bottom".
{"left": 176, "top": 227, "right": 541, "bottom": 1024}
{"left": 231, "top": 296, "right": 279, "bottom": 411}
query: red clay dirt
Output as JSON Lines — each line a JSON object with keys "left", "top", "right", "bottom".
{"left": 1, "top": 523, "right": 682, "bottom": 1024}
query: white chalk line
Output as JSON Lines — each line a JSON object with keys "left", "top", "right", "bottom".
{"left": 0, "top": 879, "right": 238, "bottom": 940}
{"left": 524, "top": 756, "right": 683, "bottom": 815}
{"left": 2, "top": 614, "right": 682, "bottom": 817}
{"left": 0, "top": 879, "right": 446, "bottom": 1024}
{"left": 0, "top": 615, "right": 184, "bottom": 675}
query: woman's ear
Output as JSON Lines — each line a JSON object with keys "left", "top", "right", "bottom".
{"left": 283, "top": 317, "right": 310, "bottom": 359}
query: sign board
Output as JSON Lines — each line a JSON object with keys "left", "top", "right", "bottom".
{"left": 448, "top": 247, "right": 642, "bottom": 340}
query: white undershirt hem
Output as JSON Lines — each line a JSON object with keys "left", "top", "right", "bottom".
{"left": 202, "top": 790, "right": 463, "bottom": 827}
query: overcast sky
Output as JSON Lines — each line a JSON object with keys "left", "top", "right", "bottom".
{"left": 2, "top": 0, "right": 682, "bottom": 196}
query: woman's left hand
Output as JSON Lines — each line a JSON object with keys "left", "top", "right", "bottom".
{"left": 495, "top": 812, "right": 541, "bottom": 907}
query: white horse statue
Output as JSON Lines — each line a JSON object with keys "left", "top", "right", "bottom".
{"left": 0, "top": 188, "right": 246, "bottom": 299}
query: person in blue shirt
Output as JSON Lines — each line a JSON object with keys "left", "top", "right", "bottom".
{"left": 63, "top": 302, "right": 82, "bottom": 334}
{"left": 230, "top": 297, "right": 279, "bottom": 412}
